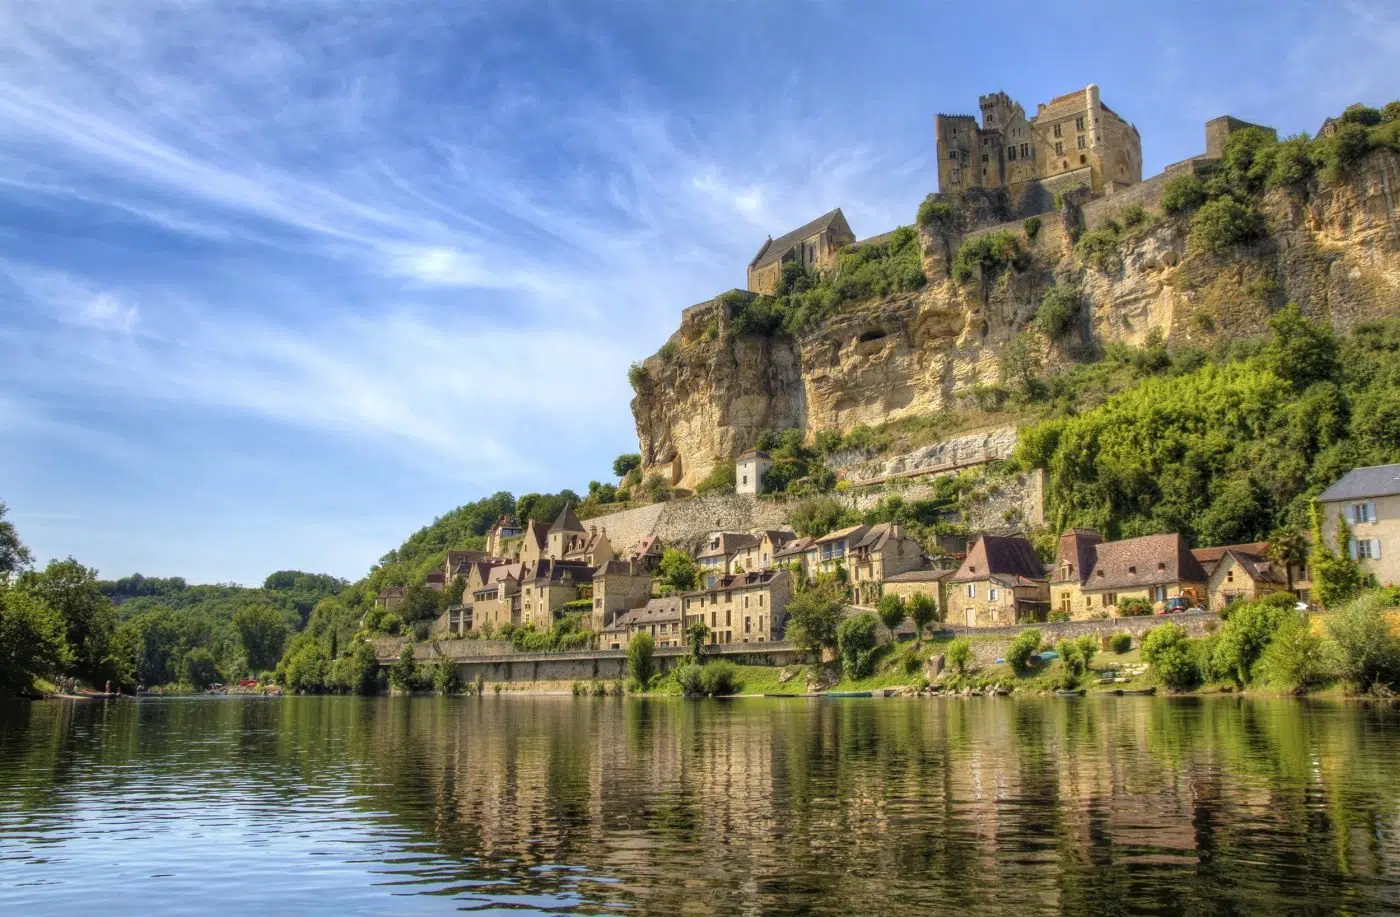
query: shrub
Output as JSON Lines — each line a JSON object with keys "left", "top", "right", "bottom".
{"left": 952, "top": 231, "right": 1026, "bottom": 284}
{"left": 612, "top": 453, "right": 641, "bottom": 479}
{"left": 627, "top": 362, "right": 648, "bottom": 389}
{"left": 1075, "top": 226, "right": 1121, "bottom": 272}
{"left": 1048, "top": 610, "right": 1070, "bottom": 623}
{"left": 699, "top": 660, "right": 742, "bottom": 696}
{"left": 1211, "top": 597, "right": 1293, "bottom": 687}
{"left": 1121, "top": 203, "right": 1148, "bottom": 228}
{"left": 389, "top": 642, "right": 417, "bottom": 690}
{"left": 1189, "top": 197, "right": 1265, "bottom": 254}
{"left": 1118, "top": 598, "right": 1153, "bottom": 617}
{"left": 836, "top": 612, "right": 881, "bottom": 679}
{"left": 1109, "top": 633, "right": 1132, "bottom": 654}
{"left": 1327, "top": 591, "right": 1400, "bottom": 692}
{"left": 1161, "top": 174, "right": 1208, "bottom": 215}
{"left": 658, "top": 341, "right": 678, "bottom": 362}
{"left": 432, "top": 658, "right": 460, "bottom": 695}
{"left": 1259, "top": 613, "right": 1330, "bottom": 693}
{"left": 1006, "top": 628, "right": 1042, "bottom": 676}
{"left": 626, "top": 632, "right": 656, "bottom": 688}
{"left": 674, "top": 661, "right": 704, "bottom": 695}
{"left": 917, "top": 196, "right": 958, "bottom": 233}
{"left": 908, "top": 593, "right": 939, "bottom": 643}
{"left": 1023, "top": 216, "right": 1041, "bottom": 240}
{"left": 1141, "top": 623, "right": 1198, "bottom": 691}
{"left": 695, "top": 463, "right": 736, "bottom": 494}
{"left": 877, "top": 594, "right": 907, "bottom": 638}
{"left": 1034, "top": 286, "right": 1081, "bottom": 339}
{"left": 946, "top": 637, "right": 972, "bottom": 675}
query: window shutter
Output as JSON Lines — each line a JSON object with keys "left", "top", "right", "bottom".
{"left": 1349, "top": 538, "right": 1360, "bottom": 561}
{"left": 1347, "top": 504, "right": 1356, "bottom": 523}
{"left": 1373, "top": 539, "right": 1382, "bottom": 560}
{"left": 1370, "top": 500, "right": 1378, "bottom": 523}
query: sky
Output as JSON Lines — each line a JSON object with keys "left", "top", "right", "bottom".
{"left": 1, "top": 0, "right": 1396, "bottom": 586}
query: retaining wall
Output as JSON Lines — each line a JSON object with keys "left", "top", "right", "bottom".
{"left": 947, "top": 611, "right": 1221, "bottom": 665}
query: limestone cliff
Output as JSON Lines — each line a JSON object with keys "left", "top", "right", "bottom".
{"left": 633, "top": 150, "right": 1400, "bottom": 489}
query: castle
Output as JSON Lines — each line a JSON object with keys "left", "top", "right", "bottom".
{"left": 935, "top": 84, "right": 1143, "bottom": 213}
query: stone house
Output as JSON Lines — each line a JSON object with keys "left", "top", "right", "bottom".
{"left": 470, "top": 563, "right": 525, "bottom": 631}
{"left": 682, "top": 569, "right": 794, "bottom": 646}
{"left": 936, "top": 85, "right": 1142, "bottom": 208}
{"left": 1318, "top": 464, "right": 1400, "bottom": 590}
{"left": 774, "top": 536, "right": 815, "bottom": 580}
{"left": 696, "top": 532, "right": 760, "bottom": 585}
{"left": 518, "top": 519, "right": 550, "bottom": 566}
{"left": 562, "top": 526, "right": 614, "bottom": 567}
{"left": 424, "top": 571, "right": 446, "bottom": 592}
{"left": 546, "top": 503, "right": 586, "bottom": 560}
{"left": 485, "top": 514, "right": 523, "bottom": 557}
{"left": 736, "top": 449, "right": 773, "bottom": 496}
{"left": 847, "top": 522, "right": 927, "bottom": 605}
{"left": 591, "top": 559, "right": 655, "bottom": 633}
{"left": 728, "top": 530, "right": 794, "bottom": 574}
{"left": 375, "top": 586, "right": 406, "bottom": 610}
{"left": 518, "top": 560, "right": 596, "bottom": 631}
{"left": 881, "top": 569, "right": 953, "bottom": 617}
{"left": 601, "top": 597, "right": 683, "bottom": 651}
{"left": 630, "top": 535, "right": 665, "bottom": 567}
{"left": 1052, "top": 530, "right": 1208, "bottom": 618}
{"left": 948, "top": 535, "right": 1049, "bottom": 628}
{"left": 746, "top": 209, "right": 856, "bottom": 295}
{"left": 1197, "top": 548, "right": 1289, "bottom": 610}
{"left": 811, "top": 524, "right": 870, "bottom": 578}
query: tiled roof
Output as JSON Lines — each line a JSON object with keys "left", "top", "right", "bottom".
{"left": 522, "top": 519, "right": 548, "bottom": 550}
{"left": 549, "top": 502, "right": 585, "bottom": 534}
{"left": 1227, "top": 551, "right": 1288, "bottom": 586}
{"left": 815, "top": 524, "right": 869, "bottom": 546}
{"left": 1052, "top": 529, "right": 1104, "bottom": 584}
{"left": 1081, "top": 534, "right": 1208, "bottom": 591}
{"left": 738, "top": 448, "right": 771, "bottom": 461}
{"left": 1318, "top": 464, "right": 1400, "bottom": 502}
{"left": 949, "top": 535, "right": 1046, "bottom": 584}
{"left": 749, "top": 209, "right": 847, "bottom": 269}
{"left": 774, "top": 536, "right": 814, "bottom": 558}
{"left": 682, "top": 569, "right": 787, "bottom": 597}
{"left": 883, "top": 569, "right": 951, "bottom": 583}
{"left": 698, "top": 532, "right": 759, "bottom": 558}
{"left": 1192, "top": 542, "right": 1271, "bottom": 568}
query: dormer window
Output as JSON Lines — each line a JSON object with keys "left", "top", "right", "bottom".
{"left": 1096, "top": 569, "right": 1104, "bottom": 577}
{"left": 1157, "top": 562, "right": 1166, "bottom": 571}
{"left": 969, "top": 565, "right": 977, "bottom": 574}
{"left": 1128, "top": 565, "right": 1136, "bottom": 574}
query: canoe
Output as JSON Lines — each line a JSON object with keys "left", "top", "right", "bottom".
{"left": 1054, "top": 689, "right": 1086, "bottom": 697}
{"left": 826, "top": 691, "right": 874, "bottom": 698}
{"left": 763, "top": 693, "right": 824, "bottom": 698}
{"left": 1114, "top": 687, "right": 1157, "bottom": 696}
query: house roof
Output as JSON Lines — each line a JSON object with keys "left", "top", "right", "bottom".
{"left": 883, "top": 569, "right": 952, "bottom": 583}
{"left": 595, "top": 558, "right": 649, "bottom": 578}
{"left": 682, "top": 569, "right": 788, "bottom": 597}
{"left": 609, "top": 596, "right": 683, "bottom": 632}
{"left": 749, "top": 208, "right": 848, "bottom": 269}
{"left": 760, "top": 529, "right": 794, "bottom": 545}
{"left": 445, "top": 549, "right": 490, "bottom": 568}
{"left": 522, "top": 518, "right": 548, "bottom": 550}
{"left": 1218, "top": 550, "right": 1288, "bottom": 586}
{"left": 738, "top": 448, "right": 771, "bottom": 461}
{"left": 529, "top": 559, "right": 596, "bottom": 586}
{"left": 698, "top": 532, "right": 759, "bottom": 558}
{"left": 634, "top": 535, "right": 662, "bottom": 557}
{"left": 1080, "top": 534, "right": 1208, "bottom": 592}
{"left": 1317, "top": 464, "right": 1400, "bottom": 503}
{"left": 774, "top": 536, "right": 814, "bottom": 558}
{"left": 1052, "top": 529, "right": 1104, "bottom": 584}
{"left": 949, "top": 535, "right": 1046, "bottom": 584}
{"left": 549, "top": 502, "right": 585, "bottom": 534}
{"left": 853, "top": 522, "right": 915, "bottom": 553}
{"left": 489, "top": 514, "right": 521, "bottom": 531}
{"left": 815, "top": 524, "right": 869, "bottom": 546}
{"left": 1192, "top": 542, "right": 1271, "bottom": 571}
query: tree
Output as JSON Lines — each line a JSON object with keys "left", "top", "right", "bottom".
{"left": 1189, "top": 197, "right": 1265, "bottom": 254}
{"left": 1310, "top": 503, "right": 1364, "bottom": 608}
{"left": 22, "top": 558, "right": 120, "bottom": 685}
{"left": 612, "top": 454, "right": 642, "bottom": 479}
{"left": 233, "top": 605, "right": 289, "bottom": 673}
{"left": 1263, "top": 304, "right": 1340, "bottom": 391}
{"left": 1260, "top": 613, "right": 1330, "bottom": 693}
{"left": 783, "top": 581, "right": 845, "bottom": 657}
{"left": 0, "top": 501, "right": 33, "bottom": 582}
{"left": 432, "top": 658, "right": 460, "bottom": 695}
{"left": 908, "top": 593, "right": 939, "bottom": 645}
{"left": 1006, "top": 628, "right": 1042, "bottom": 676}
{"left": 1327, "top": 591, "right": 1400, "bottom": 692}
{"left": 686, "top": 621, "right": 710, "bottom": 663}
{"left": 877, "top": 593, "right": 906, "bottom": 641}
{"left": 1268, "top": 527, "right": 1310, "bottom": 592}
{"left": 389, "top": 641, "right": 417, "bottom": 690}
{"left": 627, "top": 632, "right": 656, "bottom": 688}
{"left": 836, "top": 612, "right": 880, "bottom": 680}
{"left": 657, "top": 549, "right": 699, "bottom": 593}
{"left": 1211, "top": 596, "right": 1292, "bottom": 687}
{"left": 0, "top": 584, "right": 68, "bottom": 692}
{"left": 180, "top": 648, "right": 220, "bottom": 690}
{"left": 1141, "top": 623, "right": 1198, "bottom": 691}
{"left": 945, "top": 636, "right": 971, "bottom": 676}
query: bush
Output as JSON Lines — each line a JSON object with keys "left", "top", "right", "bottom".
{"left": 1109, "top": 633, "right": 1132, "bottom": 654}
{"left": 946, "top": 637, "right": 972, "bottom": 675}
{"left": 1121, "top": 203, "right": 1149, "bottom": 229}
{"left": 917, "top": 196, "right": 957, "bottom": 233}
{"left": 1035, "top": 286, "right": 1081, "bottom": 339}
{"left": 1189, "top": 198, "right": 1265, "bottom": 255}
{"left": 1259, "top": 613, "right": 1330, "bottom": 693}
{"left": 695, "top": 463, "right": 736, "bottom": 494}
{"left": 1327, "top": 591, "right": 1400, "bottom": 692}
{"left": 1211, "top": 597, "right": 1292, "bottom": 686}
{"left": 877, "top": 594, "right": 907, "bottom": 638}
{"left": 1118, "top": 598, "right": 1153, "bottom": 617}
{"left": 836, "top": 612, "right": 881, "bottom": 679}
{"left": 432, "top": 658, "right": 460, "bottom": 695}
{"left": 952, "top": 231, "right": 1026, "bottom": 284}
{"left": 1141, "top": 623, "right": 1198, "bottom": 691}
{"left": 627, "top": 362, "right": 648, "bottom": 389}
{"left": 1048, "top": 610, "right": 1070, "bottom": 623}
{"left": 1162, "top": 174, "right": 1208, "bottom": 215}
{"left": 1006, "top": 628, "right": 1042, "bottom": 676}
{"left": 612, "top": 453, "right": 641, "bottom": 479}
{"left": 1023, "top": 216, "right": 1041, "bottom": 240}
{"left": 1075, "top": 226, "right": 1121, "bottom": 272}
{"left": 674, "top": 661, "right": 704, "bottom": 696}
{"left": 627, "top": 632, "right": 656, "bottom": 688}
{"left": 699, "top": 660, "right": 742, "bottom": 696}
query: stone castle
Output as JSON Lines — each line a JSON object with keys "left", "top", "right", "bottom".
{"left": 935, "top": 84, "right": 1143, "bottom": 214}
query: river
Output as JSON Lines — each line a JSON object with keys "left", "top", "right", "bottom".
{"left": 2, "top": 695, "right": 1399, "bottom": 915}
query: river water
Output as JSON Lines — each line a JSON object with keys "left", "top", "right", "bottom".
{"left": 2, "top": 696, "right": 1400, "bottom": 916}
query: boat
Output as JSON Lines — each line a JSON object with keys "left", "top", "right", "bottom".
{"left": 1114, "top": 687, "right": 1157, "bottom": 696}
{"left": 826, "top": 691, "right": 874, "bottom": 698}
{"left": 763, "top": 693, "right": 824, "bottom": 698}
{"left": 1054, "top": 689, "right": 1086, "bottom": 697}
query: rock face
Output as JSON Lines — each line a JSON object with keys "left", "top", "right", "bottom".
{"left": 633, "top": 151, "right": 1400, "bottom": 489}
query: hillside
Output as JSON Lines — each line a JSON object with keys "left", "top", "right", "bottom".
{"left": 631, "top": 111, "right": 1400, "bottom": 490}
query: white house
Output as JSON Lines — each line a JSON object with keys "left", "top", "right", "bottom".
{"left": 735, "top": 449, "right": 773, "bottom": 496}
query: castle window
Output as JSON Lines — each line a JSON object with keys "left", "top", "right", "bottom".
{"left": 949, "top": 168, "right": 961, "bottom": 183}
{"left": 982, "top": 153, "right": 988, "bottom": 163}
{"left": 1076, "top": 116, "right": 1085, "bottom": 131}
{"left": 1077, "top": 134, "right": 1086, "bottom": 150}
{"left": 1055, "top": 141, "right": 1063, "bottom": 155}
{"left": 1053, "top": 123, "right": 1062, "bottom": 138}
{"left": 1020, "top": 142, "right": 1029, "bottom": 158}
{"left": 948, "top": 150, "right": 958, "bottom": 160}
{"left": 1007, "top": 145, "right": 1016, "bottom": 161}
{"left": 1080, "top": 154, "right": 1087, "bottom": 164}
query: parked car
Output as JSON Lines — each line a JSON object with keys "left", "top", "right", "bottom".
{"left": 1159, "top": 596, "right": 1197, "bottom": 615}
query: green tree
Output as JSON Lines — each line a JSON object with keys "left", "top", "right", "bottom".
{"left": 1006, "top": 628, "right": 1042, "bottom": 676}
{"left": 908, "top": 592, "right": 939, "bottom": 645}
{"left": 1263, "top": 304, "right": 1340, "bottom": 391}
{"left": 389, "top": 641, "right": 417, "bottom": 690}
{"left": 612, "top": 454, "right": 642, "bottom": 479}
{"left": 627, "top": 632, "right": 656, "bottom": 688}
{"left": 22, "top": 558, "right": 121, "bottom": 685}
{"left": 0, "top": 501, "right": 34, "bottom": 581}
{"left": 686, "top": 621, "right": 710, "bottom": 663}
{"left": 836, "top": 612, "right": 880, "bottom": 680}
{"left": 657, "top": 549, "right": 699, "bottom": 593}
{"left": 1189, "top": 197, "right": 1265, "bottom": 254}
{"left": 1259, "top": 613, "right": 1330, "bottom": 693}
{"left": 0, "top": 584, "right": 68, "bottom": 692}
{"left": 1327, "top": 591, "right": 1400, "bottom": 692}
{"left": 1161, "top": 173, "right": 1208, "bottom": 215}
{"left": 181, "top": 648, "right": 220, "bottom": 690}
{"left": 945, "top": 636, "right": 971, "bottom": 676}
{"left": 280, "top": 640, "right": 330, "bottom": 693}
{"left": 877, "top": 593, "right": 907, "bottom": 641}
{"left": 1311, "top": 503, "right": 1364, "bottom": 608}
{"left": 783, "top": 581, "right": 845, "bottom": 656}
{"left": 432, "top": 658, "right": 460, "bottom": 695}
{"left": 233, "top": 605, "right": 289, "bottom": 673}
{"left": 1211, "top": 597, "right": 1292, "bottom": 687}
{"left": 1141, "top": 623, "right": 1199, "bottom": 691}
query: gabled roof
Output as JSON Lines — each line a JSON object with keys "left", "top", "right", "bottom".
{"left": 1053, "top": 529, "right": 1104, "bottom": 584}
{"left": 529, "top": 559, "right": 596, "bottom": 586}
{"left": 749, "top": 209, "right": 849, "bottom": 269}
{"left": 815, "top": 524, "right": 869, "bottom": 546}
{"left": 1216, "top": 550, "right": 1288, "bottom": 586}
{"left": 445, "top": 549, "right": 490, "bottom": 568}
{"left": 738, "top": 448, "right": 771, "bottom": 461}
{"left": 1081, "top": 534, "right": 1208, "bottom": 592}
{"left": 697, "top": 532, "right": 759, "bottom": 558}
{"left": 884, "top": 569, "right": 951, "bottom": 583}
{"left": 949, "top": 535, "right": 1046, "bottom": 584}
{"left": 549, "top": 502, "right": 585, "bottom": 534}
{"left": 1191, "top": 542, "right": 1271, "bottom": 574}
{"left": 682, "top": 569, "right": 788, "bottom": 597}
{"left": 634, "top": 535, "right": 663, "bottom": 557}
{"left": 1318, "top": 464, "right": 1400, "bottom": 503}
{"left": 852, "top": 522, "right": 915, "bottom": 553}
{"left": 774, "top": 536, "right": 815, "bottom": 558}
{"left": 522, "top": 518, "right": 549, "bottom": 550}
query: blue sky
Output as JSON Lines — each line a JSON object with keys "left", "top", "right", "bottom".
{"left": 1, "top": 0, "right": 1395, "bottom": 585}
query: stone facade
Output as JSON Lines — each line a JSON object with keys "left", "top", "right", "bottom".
{"left": 1051, "top": 531, "right": 1208, "bottom": 618}
{"left": 847, "top": 523, "right": 926, "bottom": 605}
{"left": 747, "top": 209, "right": 856, "bottom": 295}
{"left": 736, "top": 449, "right": 772, "bottom": 495}
{"left": 591, "top": 560, "right": 655, "bottom": 632}
{"left": 1318, "top": 465, "right": 1400, "bottom": 590}
{"left": 947, "top": 534, "right": 1050, "bottom": 627}
{"left": 936, "top": 85, "right": 1142, "bottom": 203}
{"left": 682, "top": 569, "right": 793, "bottom": 646}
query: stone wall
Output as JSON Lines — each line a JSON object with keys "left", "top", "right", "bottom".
{"left": 842, "top": 425, "right": 1019, "bottom": 485}
{"left": 575, "top": 502, "right": 667, "bottom": 556}
{"left": 954, "top": 611, "right": 1220, "bottom": 665}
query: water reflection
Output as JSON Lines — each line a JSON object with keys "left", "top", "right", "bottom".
{"left": 2, "top": 696, "right": 1399, "bottom": 916}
